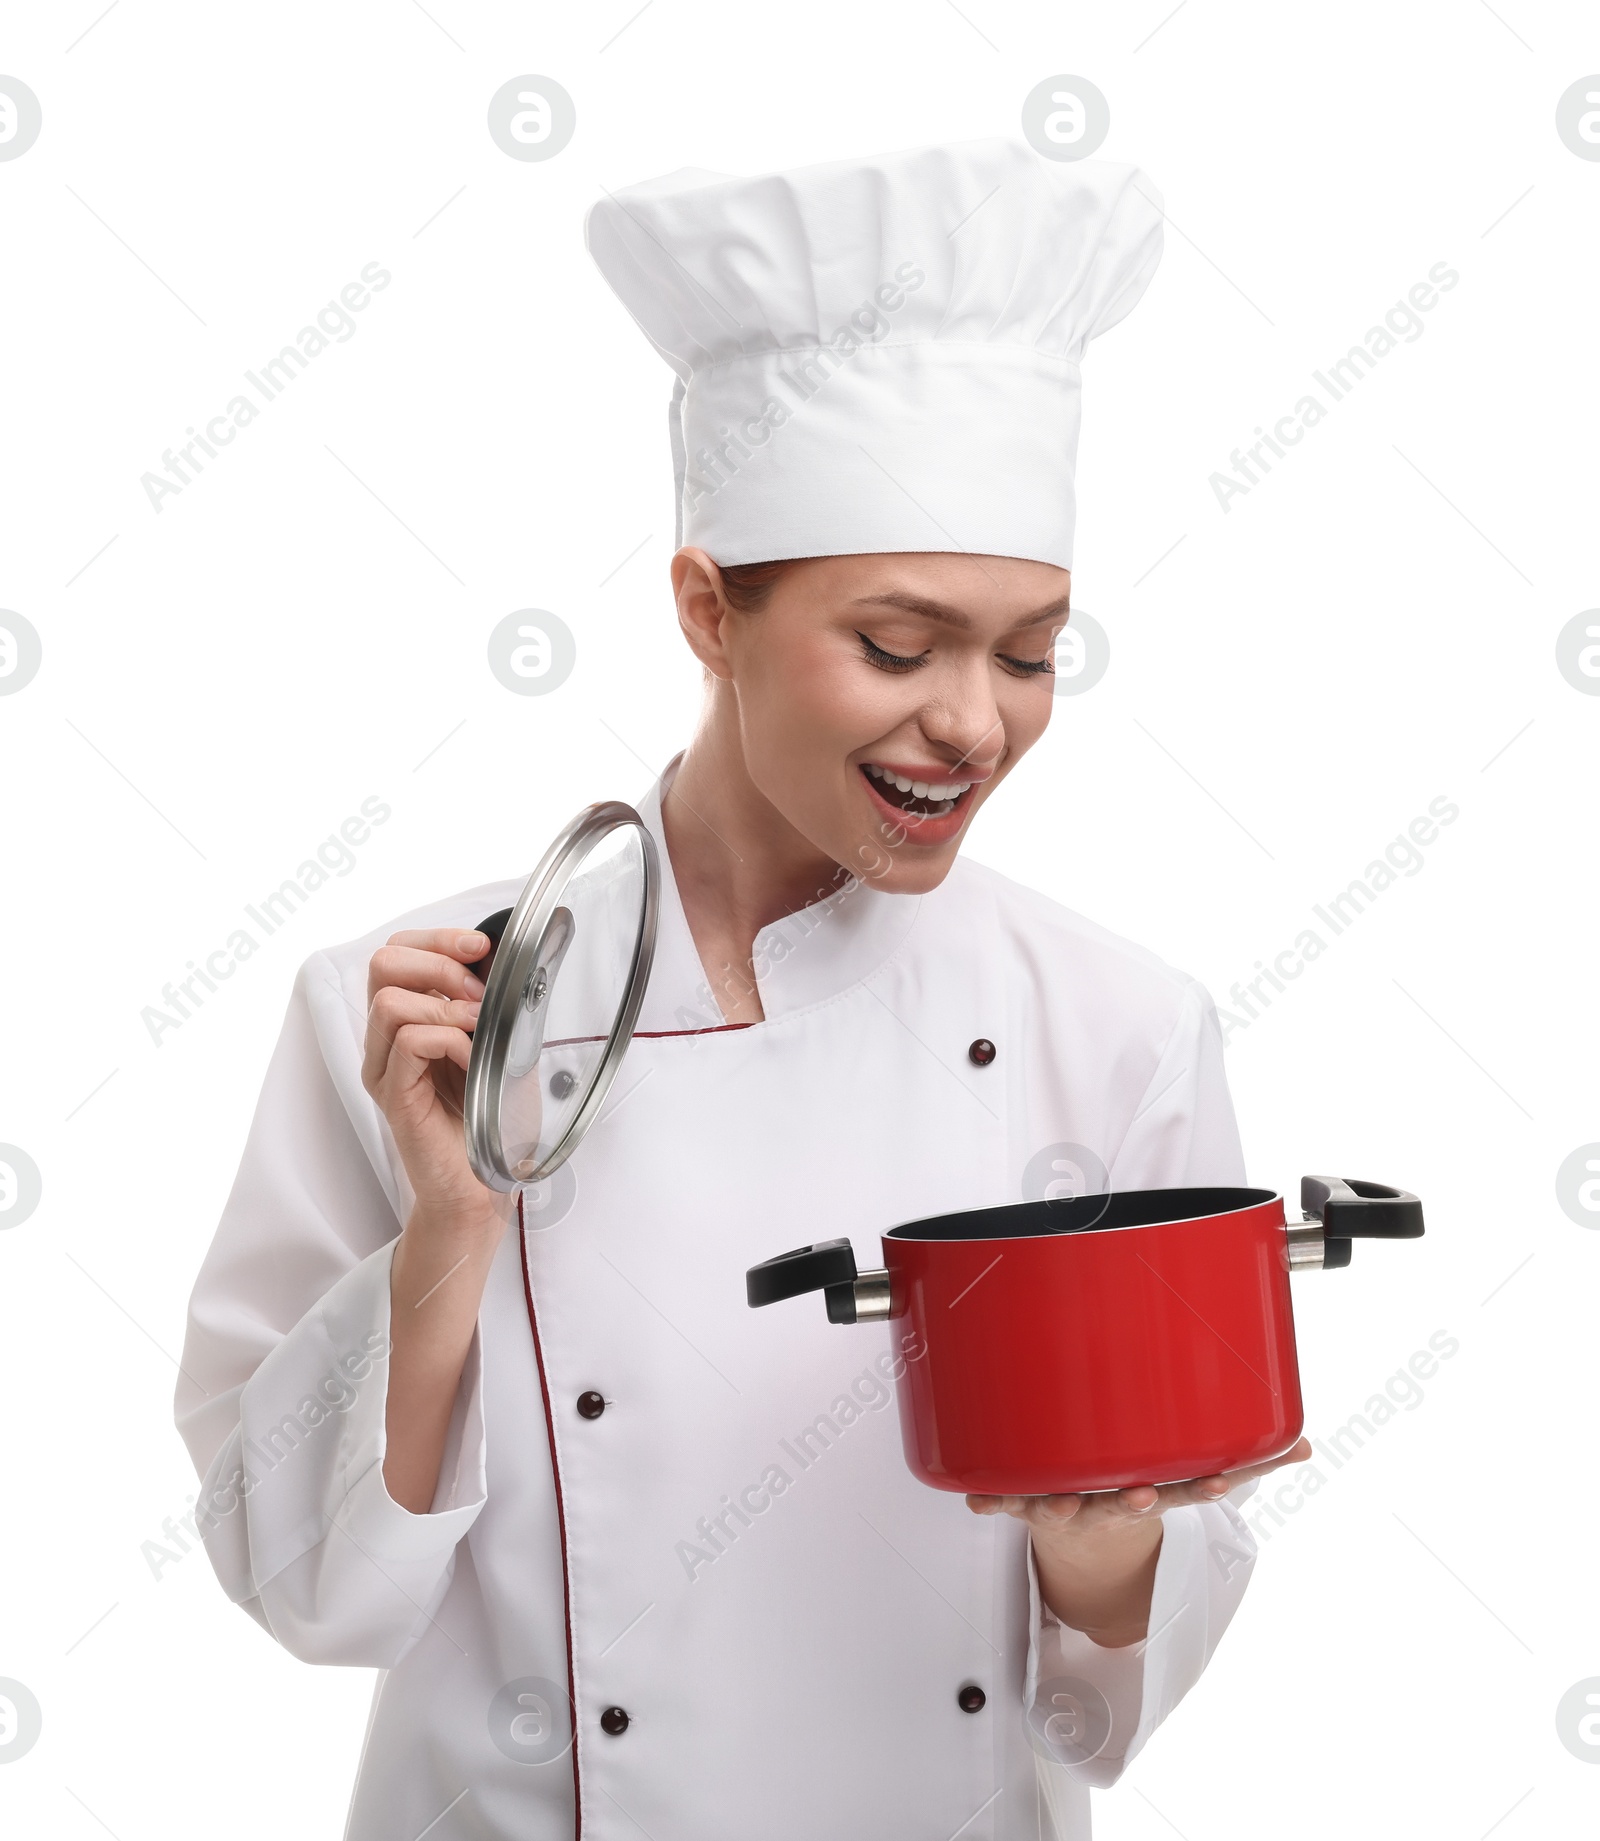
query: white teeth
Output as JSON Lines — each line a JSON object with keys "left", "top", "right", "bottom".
{"left": 863, "top": 763, "right": 973, "bottom": 803}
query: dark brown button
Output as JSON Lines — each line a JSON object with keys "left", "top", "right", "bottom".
{"left": 550, "top": 1069, "right": 577, "bottom": 1100}
{"left": 576, "top": 1391, "right": 606, "bottom": 1419}
{"left": 967, "top": 1038, "right": 996, "bottom": 1067}
{"left": 957, "top": 1684, "right": 986, "bottom": 1713}
{"left": 600, "top": 1706, "right": 630, "bottom": 1735}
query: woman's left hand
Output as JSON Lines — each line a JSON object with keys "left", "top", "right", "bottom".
{"left": 966, "top": 1436, "right": 1313, "bottom": 1644}
{"left": 967, "top": 1435, "right": 1312, "bottom": 1535}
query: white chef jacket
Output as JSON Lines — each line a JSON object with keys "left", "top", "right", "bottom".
{"left": 176, "top": 761, "right": 1260, "bottom": 1841}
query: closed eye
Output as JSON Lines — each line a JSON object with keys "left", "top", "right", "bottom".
{"left": 999, "top": 653, "right": 1055, "bottom": 678}
{"left": 857, "top": 632, "right": 929, "bottom": 672}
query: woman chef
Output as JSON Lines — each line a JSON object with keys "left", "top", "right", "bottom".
{"left": 177, "top": 139, "right": 1310, "bottom": 1841}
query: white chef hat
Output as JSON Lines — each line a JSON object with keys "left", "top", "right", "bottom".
{"left": 585, "top": 138, "right": 1164, "bottom": 571}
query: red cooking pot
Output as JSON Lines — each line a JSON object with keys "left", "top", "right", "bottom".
{"left": 746, "top": 1176, "right": 1423, "bottom": 1495}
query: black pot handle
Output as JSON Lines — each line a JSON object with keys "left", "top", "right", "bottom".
{"left": 746, "top": 1239, "right": 858, "bottom": 1306}
{"left": 1302, "top": 1176, "right": 1424, "bottom": 1237}
{"left": 468, "top": 908, "right": 514, "bottom": 982}
{"left": 1301, "top": 1175, "right": 1424, "bottom": 1269}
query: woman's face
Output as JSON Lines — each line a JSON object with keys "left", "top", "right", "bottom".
{"left": 680, "top": 549, "right": 1071, "bottom": 895}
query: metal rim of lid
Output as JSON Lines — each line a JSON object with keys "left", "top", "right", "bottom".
{"left": 463, "top": 801, "right": 660, "bottom": 1193}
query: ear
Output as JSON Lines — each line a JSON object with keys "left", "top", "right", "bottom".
{"left": 671, "top": 547, "right": 735, "bottom": 681}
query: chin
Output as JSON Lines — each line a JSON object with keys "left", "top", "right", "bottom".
{"left": 839, "top": 825, "right": 965, "bottom": 896}
{"left": 867, "top": 852, "right": 962, "bottom": 896}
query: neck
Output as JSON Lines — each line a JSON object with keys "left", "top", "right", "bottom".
{"left": 662, "top": 693, "right": 848, "bottom": 1023}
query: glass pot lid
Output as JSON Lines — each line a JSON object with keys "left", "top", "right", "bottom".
{"left": 464, "top": 801, "right": 659, "bottom": 1192}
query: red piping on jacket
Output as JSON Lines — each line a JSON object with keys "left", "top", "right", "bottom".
{"left": 515, "top": 1016, "right": 756, "bottom": 1835}
{"left": 519, "top": 1192, "right": 583, "bottom": 1839}
{"left": 542, "top": 1020, "right": 756, "bottom": 1050}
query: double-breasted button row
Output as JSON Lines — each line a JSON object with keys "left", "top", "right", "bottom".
{"left": 576, "top": 1421, "right": 981, "bottom": 1728}
{"left": 570, "top": 1404, "right": 630, "bottom": 1732}
{"left": 591, "top": 1680, "right": 979, "bottom": 1732}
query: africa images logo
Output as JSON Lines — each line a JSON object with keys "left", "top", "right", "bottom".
{"left": 1217, "top": 795, "right": 1458, "bottom": 1041}
{"left": 140, "top": 264, "right": 391, "bottom": 512}
{"left": 141, "top": 796, "right": 391, "bottom": 1045}
{"left": 1208, "top": 263, "right": 1459, "bottom": 511}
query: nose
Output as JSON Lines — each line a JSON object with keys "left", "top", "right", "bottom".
{"left": 920, "top": 659, "right": 1007, "bottom": 776}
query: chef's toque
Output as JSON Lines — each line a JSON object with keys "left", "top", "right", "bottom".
{"left": 585, "top": 138, "right": 1164, "bottom": 571}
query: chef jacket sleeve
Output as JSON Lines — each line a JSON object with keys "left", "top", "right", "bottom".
{"left": 1025, "top": 1481, "right": 1260, "bottom": 1790}
{"left": 1026, "top": 977, "right": 1258, "bottom": 1787}
{"left": 174, "top": 952, "right": 489, "bottom": 1669}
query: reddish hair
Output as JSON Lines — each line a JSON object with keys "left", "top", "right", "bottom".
{"left": 716, "top": 559, "right": 799, "bottom": 612}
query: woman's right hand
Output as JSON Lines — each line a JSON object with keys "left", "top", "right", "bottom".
{"left": 364, "top": 925, "right": 512, "bottom": 1513}
{"left": 361, "top": 926, "right": 503, "bottom": 1233}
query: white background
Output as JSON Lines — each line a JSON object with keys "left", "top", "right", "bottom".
{"left": 1, "top": 1, "right": 1597, "bottom": 1836}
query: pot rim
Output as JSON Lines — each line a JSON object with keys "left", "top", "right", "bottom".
{"left": 883, "top": 1184, "right": 1283, "bottom": 1244}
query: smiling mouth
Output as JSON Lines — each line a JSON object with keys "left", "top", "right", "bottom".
{"left": 859, "top": 762, "right": 976, "bottom": 821}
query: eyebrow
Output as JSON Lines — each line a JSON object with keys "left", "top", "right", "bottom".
{"left": 849, "top": 590, "right": 1071, "bottom": 630}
